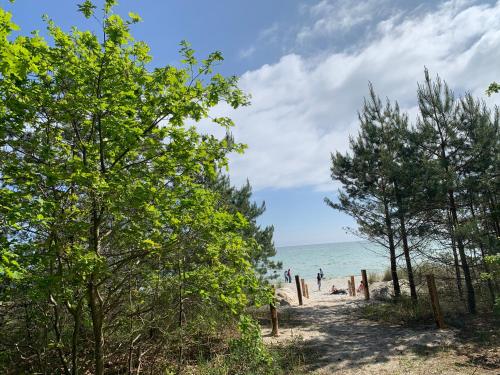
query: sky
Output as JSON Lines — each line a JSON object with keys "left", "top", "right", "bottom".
{"left": 4, "top": 0, "right": 500, "bottom": 246}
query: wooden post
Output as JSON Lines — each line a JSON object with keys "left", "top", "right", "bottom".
{"left": 350, "top": 275, "right": 356, "bottom": 296}
{"left": 301, "top": 278, "right": 306, "bottom": 297}
{"left": 361, "top": 269, "right": 370, "bottom": 300}
{"left": 305, "top": 284, "right": 309, "bottom": 298}
{"left": 347, "top": 280, "right": 352, "bottom": 296}
{"left": 270, "top": 286, "right": 279, "bottom": 336}
{"left": 426, "top": 274, "right": 445, "bottom": 329}
{"left": 295, "top": 275, "right": 303, "bottom": 306}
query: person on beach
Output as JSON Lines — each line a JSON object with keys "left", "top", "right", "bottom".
{"left": 287, "top": 269, "right": 292, "bottom": 283}
{"left": 330, "top": 284, "right": 347, "bottom": 295}
{"left": 317, "top": 273, "right": 321, "bottom": 291}
{"left": 319, "top": 268, "right": 324, "bottom": 279}
{"left": 284, "top": 270, "right": 289, "bottom": 283}
{"left": 357, "top": 280, "right": 365, "bottom": 293}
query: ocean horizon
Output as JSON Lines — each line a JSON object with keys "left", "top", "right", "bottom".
{"left": 272, "top": 240, "right": 388, "bottom": 280}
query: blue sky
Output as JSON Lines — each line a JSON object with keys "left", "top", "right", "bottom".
{"left": 4, "top": 0, "right": 500, "bottom": 246}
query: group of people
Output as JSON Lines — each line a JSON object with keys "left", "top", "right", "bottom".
{"left": 330, "top": 280, "right": 365, "bottom": 295}
{"left": 283, "top": 268, "right": 292, "bottom": 283}
{"left": 284, "top": 268, "right": 325, "bottom": 287}
{"left": 284, "top": 267, "right": 366, "bottom": 294}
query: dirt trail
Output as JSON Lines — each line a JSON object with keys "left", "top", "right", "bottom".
{"left": 262, "top": 278, "right": 496, "bottom": 374}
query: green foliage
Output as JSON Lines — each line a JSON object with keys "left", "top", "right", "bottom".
{"left": 486, "top": 82, "right": 500, "bottom": 96}
{"left": 209, "top": 175, "right": 281, "bottom": 280}
{"left": 77, "top": 0, "right": 96, "bottom": 18}
{"left": 194, "top": 328, "right": 310, "bottom": 374}
{"left": 327, "top": 69, "right": 499, "bottom": 314}
{"left": 227, "top": 316, "right": 273, "bottom": 373}
{"left": 0, "top": 3, "right": 273, "bottom": 374}
{"left": 483, "top": 254, "right": 500, "bottom": 314}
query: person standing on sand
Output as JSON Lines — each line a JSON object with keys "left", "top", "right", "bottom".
{"left": 317, "top": 273, "right": 322, "bottom": 291}
{"left": 287, "top": 269, "right": 291, "bottom": 283}
{"left": 284, "top": 270, "right": 289, "bottom": 283}
{"left": 319, "top": 268, "right": 324, "bottom": 279}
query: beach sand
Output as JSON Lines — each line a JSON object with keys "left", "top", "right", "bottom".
{"left": 274, "top": 276, "right": 363, "bottom": 306}
{"left": 261, "top": 277, "right": 497, "bottom": 374}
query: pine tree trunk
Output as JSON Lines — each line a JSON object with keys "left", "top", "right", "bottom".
{"left": 395, "top": 187, "right": 417, "bottom": 300}
{"left": 488, "top": 195, "right": 500, "bottom": 238}
{"left": 451, "top": 234, "right": 464, "bottom": 300}
{"left": 448, "top": 191, "right": 476, "bottom": 314}
{"left": 384, "top": 199, "right": 401, "bottom": 297}
{"left": 448, "top": 210, "right": 464, "bottom": 301}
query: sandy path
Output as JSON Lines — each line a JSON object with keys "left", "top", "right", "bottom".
{"left": 262, "top": 278, "right": 494, "bottom": 374}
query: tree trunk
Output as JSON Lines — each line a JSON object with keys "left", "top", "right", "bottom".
{"left": 88, "top": 202, "right": 105, "bottom": 375}
{"left": 448, "top": 210, "right": 464, "bottom": 301}
{"left": 448, "top": 190, "right": 476, "bottom": 314}
{"left": 488, "top": 194, "right": 500, "bottom": 238}
{"left": 88, "top": 280, "right": 104, "bottom": 375}
{"left": 384, "top": 199, "right": 401, "bottom": 297}
{"left": 69, "top": 300, "right": 82, "bottom": 375}
{"left": 395, "top": 186, "right": 417, "bottom": 300}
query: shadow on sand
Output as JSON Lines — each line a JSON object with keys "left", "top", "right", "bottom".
{"left": 263, "top": 298, "right": 457, "bottom": 373}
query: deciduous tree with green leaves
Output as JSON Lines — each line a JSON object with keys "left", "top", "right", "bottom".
{"left": 0, "top": 2, "right": 275, "bottom": 373}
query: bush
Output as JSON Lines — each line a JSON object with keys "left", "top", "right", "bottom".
{"left": 195, "top": 336, "right": 311, "bottom": 375}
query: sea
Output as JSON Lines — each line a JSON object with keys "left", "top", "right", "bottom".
{"left": 272, "top": 241, "right": 388, "bottom": 280}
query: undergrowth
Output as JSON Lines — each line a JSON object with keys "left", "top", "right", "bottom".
{"left": 192, "top": 336, "right": 310, "bottom": 375}
{"left": 360, "top": 295, "right": 435, "bottom": 326}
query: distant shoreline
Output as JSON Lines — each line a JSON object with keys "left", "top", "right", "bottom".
{"left": 277, "top": 239, "right": 370, "bottom": 249}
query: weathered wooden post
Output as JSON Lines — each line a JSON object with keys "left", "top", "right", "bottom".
{"left": 350, "top": 275, "right": 356, "bottom": 296}
{"left": 347, "top": 279, "right": 352, "bottom": 296}
{"left": 361, "top": 269, "right": 370, "bottom": 300}
{"left": 295, "top": 275, "right": 303, "bottom": 306}
{"left": 270, "top": 286, "right": 279, "bottom": 336}
{"left": 301, "top": 278, "right": 306, "bottom": 297}
{"left": 426, "top": 274, "right": 445, "bottom": 329}
{"left": 305, "top": 284, "right": 309, "bottom": 299}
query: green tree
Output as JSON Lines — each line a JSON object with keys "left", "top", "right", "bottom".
{"left": 326, "top": 85, "right": 403, "bottom": 298}
{"left": 415, "top": 70, "right": 485, "bottom": 314}
{"left": 0, "top": 2, "right": 273, "bottom": 373}
{"left": 210, "top": 175, "right": 281, "bottom": 279}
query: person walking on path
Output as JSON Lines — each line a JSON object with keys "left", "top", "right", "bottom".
{"left": 317, "top": 273, "right": 322, "bottom": 291}
{"left": 287, "top": 269, "right": 292, "bottom": 283}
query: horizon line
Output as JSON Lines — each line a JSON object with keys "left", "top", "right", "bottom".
{"left": 276, "top": 239, "right": 368, "bottom": 249}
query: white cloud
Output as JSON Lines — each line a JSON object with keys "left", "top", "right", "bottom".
{"left": 205, "top": 0, "right": 500, "bottom": 191}
{"left": 237, "top": 23, "right": 280, "bottom": 60}
{"left": 258, "top": 23, "right": 279, "bottom": 42}
{"left": 297, "top": 0, "right": 391, "bottom": 42}
{"left": 238, "top": 45, "right": 256, "bottom": 59}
